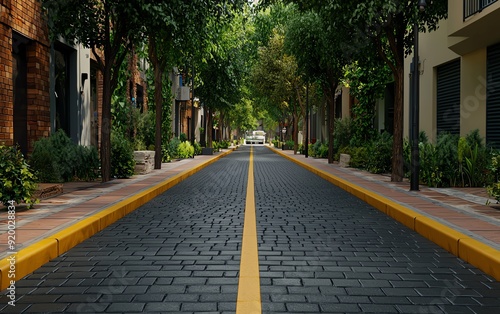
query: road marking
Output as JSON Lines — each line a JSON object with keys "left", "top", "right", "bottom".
{"left": 236, "top": 147, "right": 261, "bottom": 314}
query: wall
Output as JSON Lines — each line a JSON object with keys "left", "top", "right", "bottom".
{"left": 404, "top": 19, "right": 460, "bottom": 142}
{"left": 0, "top": 0, "right": 50, "bottom": 153}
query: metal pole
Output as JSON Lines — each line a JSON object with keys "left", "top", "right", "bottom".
{"left": 190, "top": 64, "right": 195, "bottom": 145}
{"left": 410, "top": 20, "right": 420, "bottom": 191}
{"left": 305, "top": 82, "right": 309, "bottom": 158}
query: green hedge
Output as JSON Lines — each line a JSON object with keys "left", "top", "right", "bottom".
{"left": 0, "top": 145, "right": 38, "bottom": 207}
{"left": 30, "top": 130, "right": 99, "bottom": 182}
{"left": 111, "top": 132, "right": 135, "bottom": 179}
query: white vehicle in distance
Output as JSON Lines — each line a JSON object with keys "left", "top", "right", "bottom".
{"left": 245, "top": 130, "right": 266, "bottom": 145}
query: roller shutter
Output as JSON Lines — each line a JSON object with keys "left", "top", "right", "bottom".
{"left": 436, "top": 60, "right": 460, "bottom": 135}
{"left": 487, "top": 43, "right": 500, "bottom": 149}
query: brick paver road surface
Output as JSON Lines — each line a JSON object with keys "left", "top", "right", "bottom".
{"left": 2, "top": 146, "right": 500, "bottom": 313}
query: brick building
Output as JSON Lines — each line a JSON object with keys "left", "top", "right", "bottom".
{"left": 0, "top": 0, "right": 50, "bottom": 155}
{"left": 0, "top": 0, "right": 151, "bottom": 157}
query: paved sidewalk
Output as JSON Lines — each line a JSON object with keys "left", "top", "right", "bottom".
{"left": 1, "top": 145, "right": 499, "bottom": 291}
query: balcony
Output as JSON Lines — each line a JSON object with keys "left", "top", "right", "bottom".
{"left": 464, "top": 0, "right": 498, "bottom": 20}
{"left": 448, "top": 0, "right": 500, "bottom": 54}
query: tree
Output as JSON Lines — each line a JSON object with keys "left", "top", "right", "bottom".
{"left": 196, "top": 4, "right": 249, "bottom": 148}
{"left": 284, "top": 9, "right": 350, "bottom": 162}
{"left": 251, "top": 28, "right": 305, "bottom": 152}
{"left": 286, "top": 0, "right": 447, "bottom": 180}
{"left": 342, "top": 57, "right": 392, "bottom": 145}
{"left": 42, "top": 0, "right": 146, "bottom": 182}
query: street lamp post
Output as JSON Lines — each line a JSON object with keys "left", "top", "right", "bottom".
{"left": 305, "top": 82, "right": 309, "bottom": 158}
{"left": 410, "top": 0, "right": 426, "bottom": 191}
{"left": 190, "top": 64, "right": 196, "bottom": 145}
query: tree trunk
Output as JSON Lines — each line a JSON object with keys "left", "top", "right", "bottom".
{"left": 388, "top": 15, "right": 406, "bottom": 182}
{"left": 324, "top": 81, "right": 337, "bottom": 164}
{"left": 217, "top": 112, "right": 223, "bottom": 142}
{"left": 293, "top": 113, "right": 298, "bottom": 154}
{"left": 100, "top": 65, "right": 113, "bottom": 182}
{"left": 391, "top": 65, "right": 405, "bottom": 181}
{"left": 207, "top": 108, "right": 213, "bottom": 148}
{"left": 149, "top": 36, "right": 163, "bottom": 169}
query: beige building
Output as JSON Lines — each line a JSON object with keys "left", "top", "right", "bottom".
{"left": 405, "top": 0, "right": 500, "bottom": 147}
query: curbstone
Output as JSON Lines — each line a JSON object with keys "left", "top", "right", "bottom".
{"left": 459, "top": 238, "right": 500, "bottom": 281}
{"left": 0, "top": 239, "right": 58, "bottom": 290}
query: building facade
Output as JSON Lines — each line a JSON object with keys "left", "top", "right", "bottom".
{"left": 405, "top": 0, "right": 500, "bottom": 147}
{"left": 1, "top": 0, "right": 50, "bottom": 155}
{"left": 0, "top": 0, "right": 96, "bottom": 154}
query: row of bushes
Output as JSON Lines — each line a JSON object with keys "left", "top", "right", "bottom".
{"left": 304, "top": 117, "right": 499, "bottom": 192}
{"left": 30, "top": 130, "right": 100, "bottom": 182}
{"left": 306, "top": 131, "right": 393, "bottom": 175}
{"left": 407, "top": 130, "right": 491, "bottom": 188}
{"left": 0, "top": 127, "right": 234, "bottom": 207}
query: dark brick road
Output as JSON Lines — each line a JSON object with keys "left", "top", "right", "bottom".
{"left": 1, "top": 146, "right": 500, "bottom": 313}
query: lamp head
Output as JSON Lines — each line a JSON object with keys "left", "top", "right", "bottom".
{"left": 418, "top": 0, "right": 427, "bottom": 12}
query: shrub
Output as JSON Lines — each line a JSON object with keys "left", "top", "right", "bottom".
{"left": 456, "top": 130, "right": 491, "bottom": 187}
{"left": 419, "top": 142, "right": 442, "bottom": 187}
{"left": 487, "top": 152, "right": 500, "bottom": 203}
{"left": 365, "top": 132, "right": 393, "bottom": 174}
{"left": 219, "top": 140, "right": 230, "bottom": 149}
{"left": 30, "top": 136, "right": 62, "bottom": 182}
{"left": 30, "top": 130, "right": 100, "bottom": 182}
{"left": 285, "top": 140, "right": 295, "bottom": 149}
{"left": 178, "top": 141, "right": 195, "bottom": 158}
{"left": 298, "top": 144, "right": 304, "bottom": 154}
{"left": 111, "top": 132, "right": 135, "bottom": 178}
{"left": 74, "top": 145, "right": 100, "bottom": 181}
{"left": 166, "top": 137, "right": 181, "bottom": 160}
{"left": 213, "top": 141, "right": 220, "bottom": 152}
{"left": 311, "top": 140, "right": 322, "bottom": 157}
{"left": 349, "top": 146, "right": 369, "bottom": 169}
{"left": 334, "top": 117, "right": 354, "bottom": 150}
{"left": 134, "top": 109, "right": 155, "bottom": 150}
{"left": 435, "top": 133, "right": 459, "bottom": 187}
{"left": 487, "top": 182, "right": 500, "bottom": 204}
{"left": 0, "top": 145, "right": 38, "bottom": 207}
{"left": 47, "top": 129, "right": 77, "bottom": 181}
{"left": 311, "top": 140, "right": 328, "bottom": 158}
{"left": 179, "top": 133, "right": 188, "bottom": 142}
{"left": 193, "top": 141, "right": 202, "bottom": 155}
{"left": 489, "top": 151, "right": 500, "bottom": 182}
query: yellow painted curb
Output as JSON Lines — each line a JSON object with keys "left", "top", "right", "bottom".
{"left": 459, "top": 238, "right": 500, "bottom": 281}
{"left": 0, "top": 239, "right": 58, "bottom": 290}
{"left": 364, "top": 191, "right": 388, "bottom": 214}
{"left": 385, "top": 201, "right": 421, "bottom": 230}
{"left": 414, "top": 216, "right": 464, "bottom": 256}
{"left": 52, "top": 216, "right": 101, "bottom": 255}
{"left": 267, "top": 146, "right": 500, "bottom": 282}
{"left": 0, "top": 148, "right": 235, "bottom": 290}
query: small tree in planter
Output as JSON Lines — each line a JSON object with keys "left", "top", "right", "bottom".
{"left": 0, "top": 145, "right": 38, "bottom": 208}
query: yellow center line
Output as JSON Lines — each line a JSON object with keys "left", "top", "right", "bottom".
{"left": 236, "top": 147, "right": 261, "bottom": 314}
